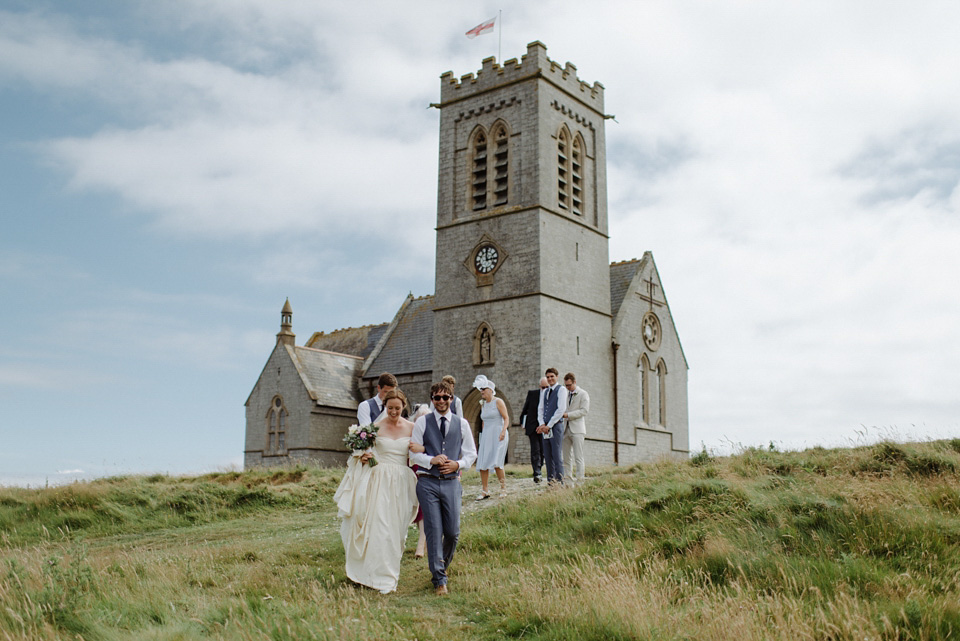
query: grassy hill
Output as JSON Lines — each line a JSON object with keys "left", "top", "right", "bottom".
{"left": 2, "top": 439, "right": 959, "bottom": 640}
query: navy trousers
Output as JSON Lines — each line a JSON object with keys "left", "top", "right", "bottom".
{"left": 528, "top": 433, "right": 544, "bottom": 478}
{"left": 543, "top": 423, "right": 565, "bottom": 484}
{"left": 416, "top": 476, "right": 462, "bottom": 587}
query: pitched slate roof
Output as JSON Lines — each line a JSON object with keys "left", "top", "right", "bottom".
{"left": 304, "top": 323, "right": 390, "bottom": 359}
{"left": 291, "top": 346, "right": 364, "bottom": 409}
{"left": 365, "top": 296, "right": 435, "bottom": 376}
{"left": 610, "top": 258, "right": 642, "bottom": 319}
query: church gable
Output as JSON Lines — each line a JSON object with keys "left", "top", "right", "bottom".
{"left": 610, "top": 251, "right": 689, "bottom": 455}
{"left": 612, "top": 252, "right": 687, "bottom": 369}
{"left": 244, "top": 342, "right": 314, "bottom": 466}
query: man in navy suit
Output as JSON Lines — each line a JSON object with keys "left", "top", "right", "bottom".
{"left": 518, "top": 376, "right": 548, "bottom": 483}
{"left": 537, "top": 367, "right": 567, "bottom": 486}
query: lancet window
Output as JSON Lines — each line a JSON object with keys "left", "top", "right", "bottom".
{"left": 656, "top": 361, "right": 668, "bottom": 426}
{"left": 266, "top": 396, "right": 287, "bottom": 455}
{"left": 558, "top": 127, "right": 570, "bottom": 210}
{"left": 471, "top": 129, "right": 488, "bottom": 210}
{"left": 639, "top": 354, "right": 651, "bottom": 424}
{"left": 571, "top": 135, "right": 583, "bottom": 215}
{"left": 492, "top": 124, "right": 510, "bottom": 206}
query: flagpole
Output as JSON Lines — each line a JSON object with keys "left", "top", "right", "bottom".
{"left": 498, "top": 9, "right": 502, "bottom": 62}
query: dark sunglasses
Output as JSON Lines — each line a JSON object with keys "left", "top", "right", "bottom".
{"left": 432, "top": 395, "right": 452, "bottom": 401}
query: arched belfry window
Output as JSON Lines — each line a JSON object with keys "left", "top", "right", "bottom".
{"left": 491, "top": 122, "right": 510, "bottom": 206}
{"left": 471, "top": 128, "right": 488, "bottom": 210}
{"left": 557, "top": 127, "right": 571, "bottom": 210}
{"left": 266, "top": 395, "right": 287, "bottom": 455}
{"left": 656, "top": 360, "right": 668, "bottom": 427}
{"left": 639, "top": 354, "right": 651, "bottom": 425}
{"left": 571, "top": 134, "right": 584, "bottom": 216}
{"left": 473, "top": 322, "right": 495, "bottom": 366}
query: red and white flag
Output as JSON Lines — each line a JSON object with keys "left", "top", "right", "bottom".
{"left": 465, "top": 16, "right": 496, "bottom": 39}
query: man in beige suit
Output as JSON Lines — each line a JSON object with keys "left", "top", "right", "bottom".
{"left": 561, "top": 372, "right": 590, "bottom": 485}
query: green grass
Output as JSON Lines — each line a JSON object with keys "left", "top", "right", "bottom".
{"left": 2, "top": 439, "right": 960, "bottom": 640}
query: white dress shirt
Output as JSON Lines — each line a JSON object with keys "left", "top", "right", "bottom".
{"left": 410, "top": 409, "right": 478, "bottom": 473}
{"left": 356, "top": 397, "right": 383, "bottom": 425}
{"left": 537, "top": 383, "right": 568, "bottom": 429}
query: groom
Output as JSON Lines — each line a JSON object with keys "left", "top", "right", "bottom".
{"left": 410, "top": 380, "right": 477, "bottom": 595}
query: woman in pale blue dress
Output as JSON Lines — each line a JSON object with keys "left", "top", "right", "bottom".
{"left": 473, "top": 375, "right": 510, "bottom": 500}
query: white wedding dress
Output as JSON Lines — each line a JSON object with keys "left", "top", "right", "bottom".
{"left": 334, "top": 436, "right": 419, "bottom": 593}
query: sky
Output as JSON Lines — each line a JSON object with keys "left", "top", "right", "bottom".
{"left": 2, "top": 1, "right": 958, "bottom": 486}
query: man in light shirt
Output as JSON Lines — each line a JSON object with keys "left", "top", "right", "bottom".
{"left": 410, "top": 380, "right": 477, "bottom": 595}
{"left": 356, "top": 372, "right": 397, "bottom": 425}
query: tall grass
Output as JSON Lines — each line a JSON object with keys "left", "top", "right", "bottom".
{"left": 2, "top": 440, "right": 959, "bottom": 640}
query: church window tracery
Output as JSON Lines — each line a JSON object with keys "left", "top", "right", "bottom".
{"left": 266, "top": 396, "right": 287, "bottom": 455}
{"left": 571, "top": 134, "right": 583, "bottom": 215}
{"left": 471, "top": 128, "right": 488, "bottom": 210}
{"left": 492, "top": 123, "right": 510, "bottom": 206}
{"left": 639, "top": 354, "right": 650, "bottom": 425}
{"left": 470, "top": 123, "right": 511, "bottom": 212}
{"left": 656, "top": 360, "right": 668, "bottom": 426}
{"left": 557, "top": 127, "right": 570, "bottom": 210}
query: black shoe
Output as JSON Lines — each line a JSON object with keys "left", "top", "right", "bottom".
{"left": 533, "top": 475, "right": 541, "bottom": 484}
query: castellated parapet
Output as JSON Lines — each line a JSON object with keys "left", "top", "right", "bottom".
{"left": 440, "top": 41, "right": 605, "bottom": 111}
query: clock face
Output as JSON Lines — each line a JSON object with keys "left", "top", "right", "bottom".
{"left": 474, "top": 245, "right": 499, "bottom": 274}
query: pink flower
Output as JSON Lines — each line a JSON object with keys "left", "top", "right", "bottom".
{"left": 360, "top": 432, "right": 367, "bottom": 439}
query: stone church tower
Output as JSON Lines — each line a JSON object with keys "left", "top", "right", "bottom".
{"left": 244, "top": 42, "right": 689, "bottom": 469}
{"left": 432, "top": 41, "right": 615, "bottom": 450}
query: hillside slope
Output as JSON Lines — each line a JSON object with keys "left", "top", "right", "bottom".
{"left": 2, "top": 440, "right": 959, "bottom": 640}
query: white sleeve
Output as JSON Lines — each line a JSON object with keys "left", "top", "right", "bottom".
{"left": 457, "top": 417, "right": 477, "bottom": 471}
{"left": 409, "top": 417, "right": 433, "bottom": 469}
{"left": 356, "top": 400, "right": 370, "bottom": 425}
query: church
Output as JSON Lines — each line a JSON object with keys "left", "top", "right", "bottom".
{"left": 244, "top": 42, "right": 689, "bottom": 469}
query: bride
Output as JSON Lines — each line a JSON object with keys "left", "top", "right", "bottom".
{"left": 334, "top": 389, "right": 419, "bottom": 593}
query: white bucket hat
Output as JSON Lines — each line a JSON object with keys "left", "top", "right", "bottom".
{"left": 472, "top": 374, "right": 495, "bottom": 392}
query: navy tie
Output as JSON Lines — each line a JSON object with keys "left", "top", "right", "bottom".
{"left": 440, "top": 416, "right": 447, "bottom": 438}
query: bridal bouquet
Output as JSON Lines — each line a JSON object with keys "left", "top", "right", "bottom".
{"left": 343, "top": 423, "right": 379, "bottom": 467}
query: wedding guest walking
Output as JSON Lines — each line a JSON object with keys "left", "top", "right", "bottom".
{"left": 518, "top": 377, "right": 548, "bottom": 483}
{"left": 334, "top": 389, "right": 418, "bottom": 594}
{"left": 357, "top": 372, "right": 397, "bottom": 425}
{"left": 472, "top": 375, "right": 509, "bottom": 500}
{"left": 561, "top": 372, "right": 590, "bottom": 485}
{"left": 410, "top": 381, "right": 477, "bottom": 595}
{"left": 537, "top": 367, "right": 567, "bottom": 486}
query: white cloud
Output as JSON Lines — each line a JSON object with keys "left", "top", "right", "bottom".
{"left": 3, "top": 1, "right": 960, "bottom": 458}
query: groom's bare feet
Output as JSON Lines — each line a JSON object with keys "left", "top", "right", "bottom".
{"left": 435, "top": 585, "right": 448, "bottom": 596}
